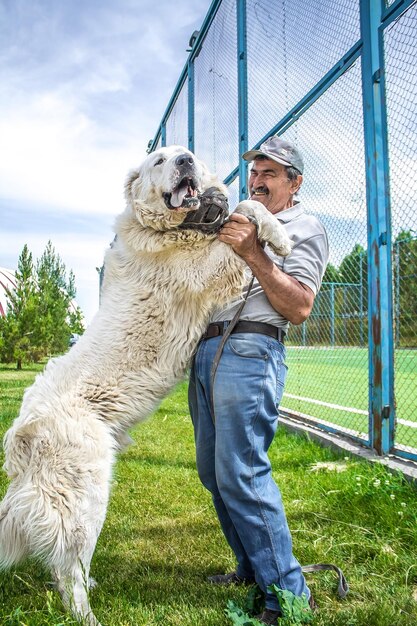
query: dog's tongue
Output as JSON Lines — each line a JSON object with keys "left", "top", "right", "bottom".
{"left": 170, "top": 186, "right": 188, "bottom": 208}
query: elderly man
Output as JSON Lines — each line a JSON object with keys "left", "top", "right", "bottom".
{"left": 188, "top": 136, "right": 328, "bottom": 625}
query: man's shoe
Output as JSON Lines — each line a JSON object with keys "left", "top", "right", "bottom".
{"left": 255, "top": 608, "right": 281, "bottom": 625}
{"left": 256, "top": 596, "right": 315, "bottom": 624}
{"left": 207, "top": 571, "right": 255, "bottom": 585}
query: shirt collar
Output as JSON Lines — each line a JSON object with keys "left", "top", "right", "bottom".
{"left": 275, "top": 201, "right": 304, "bottom": 223}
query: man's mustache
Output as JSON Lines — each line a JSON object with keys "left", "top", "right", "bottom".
{"left": 251, "top": 186, "right": 269, "bottom": 196}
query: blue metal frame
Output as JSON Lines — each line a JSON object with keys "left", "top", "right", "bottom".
{"left": 237, "top": 0, "right": 248, "bottom": 200}
{"left": 394, "top": 447, "right": 417, "bottom": 462}
{"left": 382, "top": 0, "right": 417, "bottom": 24}
{"left": 187, "top": 59, "right": 195, "bottom": 153}
{"left": 148, "top": 0, "right": 417, "bottom": 461}
{"left": 360, "top": 0, "right": 395, "bottom": 455}
{"left": 147, "top": 0, "right": 223, "bottom": 154}
{"left": 389, "top": 0, "right": 417, "bottom": 450}
{"left": 224, "top": 40, "right": 362, "bottom": 187}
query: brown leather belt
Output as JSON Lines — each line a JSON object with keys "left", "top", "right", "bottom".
{"left": 202, "top": 320, "right": 286, "bottom": 343}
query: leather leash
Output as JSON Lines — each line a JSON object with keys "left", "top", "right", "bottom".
{"left": 302, "top": 563, "right": 349, "bottom": 598}
{"left": 209, "top": 274, "right": 255, "bottom": 419}
{"left": 209, "top": 215, "right": 259, "bottom": 419}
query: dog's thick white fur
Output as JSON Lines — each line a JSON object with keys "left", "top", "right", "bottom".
{"left": 0, "top": 145, "right": 291, "bottom": 625}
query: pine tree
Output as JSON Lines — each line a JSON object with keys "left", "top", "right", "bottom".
{"left": 0, "top": 242, "right": 85, "bottom": 368}
{"left": 0, "top": 245, "right": 40, "bottom": 369}
{"left": 322, "top": 262, "right": 341, "bottom": 284}
{"left": 339, "top": 243, "right": 367, "bottom": 287}
{"left": 35, "top": 241, "right": 83, "bottom": 355}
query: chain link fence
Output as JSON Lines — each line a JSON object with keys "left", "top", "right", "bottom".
{"left": 384, "top": 1, "right": 417, "bottom": 457}
{"left": 150, "top": 0, "right": 417, "bottom": 462}
{"left": 165, "top": 81, "right": 188, "bottom": 148}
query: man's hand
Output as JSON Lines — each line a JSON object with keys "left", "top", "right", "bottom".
{"left": 218, "top": 213, "right": 261, "bottom": 261}
{"left": 219, "top": 213, "right": 315, "bottom": 325}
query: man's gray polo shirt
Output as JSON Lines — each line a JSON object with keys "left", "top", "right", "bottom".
{"left": 211, "top": 202, "right": 329, "bottom": 331}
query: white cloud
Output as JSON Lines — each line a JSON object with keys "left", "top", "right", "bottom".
{"left": 0, "top": 0, "right": 208, "bottom": 216}
{"left": 0, "top": 0, "right": 209, "bottom": 325}
{"left": 0, "top": 94, "right": 141, "bottom": 216}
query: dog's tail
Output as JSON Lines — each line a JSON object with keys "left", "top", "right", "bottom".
{"left": 0, "top": 425, "right": 61, "bottom": 569}
{"left": 0, "top": 421, "right": 37, "bottom": 568}
{"left": 0, "top": 488, "right": 29, "bottom": 568}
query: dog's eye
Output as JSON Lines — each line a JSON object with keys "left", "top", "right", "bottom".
{"left": 154, "top": 158, "right": 164, "bottom": 166}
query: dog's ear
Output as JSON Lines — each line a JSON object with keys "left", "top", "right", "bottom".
{"left": 124, "top": 167, "right": 142, "bottom": 205}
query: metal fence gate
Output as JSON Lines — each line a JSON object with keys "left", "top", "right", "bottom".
{"left": 148, "top": 0, "right": 417, "bottom": 462}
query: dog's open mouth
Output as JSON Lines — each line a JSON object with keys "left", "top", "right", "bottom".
{"left": 163, "top": 177, "right": 199, "bottom": 210}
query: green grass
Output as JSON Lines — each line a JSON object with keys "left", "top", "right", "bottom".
{"left": 284, "top": 347, "right": 417, "bottom": 449}
{"left": 1, "top": 363, "right": 417, "bottom": 625}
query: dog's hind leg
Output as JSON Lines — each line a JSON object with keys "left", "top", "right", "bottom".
{"left": 53, "top": 533, "right": 103, "bottom": 626}
{"left": 55, "top": 570, "right": 100, "bottom": 626}
{"left": 51, "top": 481, "right": 110, "bottom": 626}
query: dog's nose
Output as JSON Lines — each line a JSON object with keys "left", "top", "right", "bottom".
{"left": 175, "top": 154, "right": 194, "bottom": 167}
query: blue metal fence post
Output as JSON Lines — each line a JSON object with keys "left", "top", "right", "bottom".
{"left": 161, "top": 123, "right": 167, "bottom": 147}
{"left": 394, "top": 241, "right": 400, "bottom": 348}
{"left": 188, "top": 59, "right": 195, "bottom": 153}
{"left": 360, "top": 0, "right": 395, "bottom": 455}
{"left": 359, "top": 250, "right": 364, "bottom": 347}
{"left": 237, "top": 0, "right": 248, "bottom": 200}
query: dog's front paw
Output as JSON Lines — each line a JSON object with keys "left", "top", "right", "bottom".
{"left": 234, "top": 199, "right": 265, "bottom": 219}
{"left": 234, "top": 200, "right": 292, "bottom": 257}
{"left": 270, "top": 227, "right": 292, "bottom": 257}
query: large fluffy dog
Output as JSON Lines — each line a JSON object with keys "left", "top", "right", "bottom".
{"left": 0, "top": 145, "right": 291, "bottom": 625}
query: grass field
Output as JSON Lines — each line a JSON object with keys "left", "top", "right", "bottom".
{"left": 283, "top": 346, "right": 417, "bottom": 450}
{"left": 1, "top": 362, "right": 417, "bottom": 625}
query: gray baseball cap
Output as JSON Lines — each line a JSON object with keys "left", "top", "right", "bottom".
{"left": 243, "top": 136, "right": 304, "bottom": 174}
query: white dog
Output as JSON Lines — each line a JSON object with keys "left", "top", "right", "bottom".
{"left": 0, "top": 145, "right": 291, "bottom": 625}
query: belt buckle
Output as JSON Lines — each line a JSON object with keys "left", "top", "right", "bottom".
{"left": 214, "top": 321, "right": 229, "bottom": 337}
{"left": 212, "top": 324, "right": 222, "bottom": 337}
{"left": 206, "top": 323, "right": 222, "bottom": 338}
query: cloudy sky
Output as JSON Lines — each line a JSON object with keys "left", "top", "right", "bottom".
{"left": 0, "top": 0, "right": 209, "bottom": 323}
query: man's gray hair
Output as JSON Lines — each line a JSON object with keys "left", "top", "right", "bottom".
{"left": 286, "top": 166, "right": 302, "bottom": 181}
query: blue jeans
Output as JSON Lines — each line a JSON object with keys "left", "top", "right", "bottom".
{"left": 188, "top": 332, "right": 310, "bottom": 611}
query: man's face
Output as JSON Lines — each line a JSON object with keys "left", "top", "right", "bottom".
{"left": 248, "top": 157, "right": 302, "bottom": 214}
